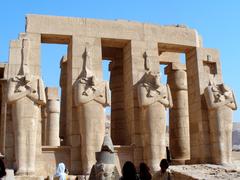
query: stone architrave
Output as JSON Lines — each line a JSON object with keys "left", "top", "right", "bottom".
{"left": 166, "top": 65, "right": 190, "bottom": 163}
{"left": 89, "top": 135, "right": 119, "bottom": 180}
{"left": 46, "top": 87, "right": 60, "bottom": 146}
{"left": 137, "top": 71, "right": 173, "bottom": 171}
{"left": 204, "top": 80, "right": 237, "bottom": 164}
{"left": 7, "top": 38, "right": 46, "bottom": 175}
{"left": 73, "top": 48, "right": 111, "bottom": 174}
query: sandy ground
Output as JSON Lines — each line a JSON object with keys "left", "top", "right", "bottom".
{"left": 170, "top": 164, "right": 240, "bottom": 180}
{"left": 169, "top": 151, "right": 240, "bottom": 180}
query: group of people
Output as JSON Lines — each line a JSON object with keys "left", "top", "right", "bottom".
{"left": 54, "top": 159, "right": 171, "bottom": 180}
{"left": 120, "top": 159, "right": 171, "bottom": 180}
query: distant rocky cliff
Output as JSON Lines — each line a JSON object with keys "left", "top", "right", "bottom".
{"left": 233, "top": 122, "right": 240, "bottom": 151}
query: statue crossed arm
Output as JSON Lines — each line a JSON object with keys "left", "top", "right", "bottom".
{"left": 138, "top": 82, "right": 172, "bottom": 108}
{"left": 204, "top": 84, "right": 237, "bottom": 110}
{"left": 74, "top": 76, "right": 110, "bottom": 107}
{"left": 7, "top": 78, "right": 30, "bottom": 103}
{"left": 7, "top": 76, "right": 46, "bottom": 105}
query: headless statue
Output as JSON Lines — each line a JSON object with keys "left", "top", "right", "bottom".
{"left": 204, "top": 80, "right": 237, "bottom": 164}
{"left": 7, "top": 38, "right": 46, "bottom": 175}
{"left": 138, "top": 71, "right": 172, "bottom": 171}
{"left": 74, "top": 48, "right": 110, "bottom": 174}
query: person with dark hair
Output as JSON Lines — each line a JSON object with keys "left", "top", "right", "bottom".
{"left": 139, "top": 163, "right": 152, "bottom": 180}
{"left": 0, "top": 153, "right": 6, "bottom": 179}
{"left": 152, "top": 159, "right": 172, "bottom": 180}
{"left": 120, "top": 161, "right": 139, "bottom": 180}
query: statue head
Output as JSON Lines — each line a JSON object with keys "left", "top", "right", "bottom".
{"left": 90, "top": 135, "right": 118, "bottom": 180}
{"left": 142, "top": 71, "right": 161, "bottom": 88}
{"left": 95, "top": 163, "right": 116, "bottom": 180}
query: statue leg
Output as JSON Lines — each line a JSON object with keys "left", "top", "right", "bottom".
{"left": 15, "top": 130, "right": 27, "bottom": 175}
{"left": 225, "top": 111, "right": 233, "bottom": 164}
{"left": 81, "top": 102, "right": 100, "bottom": 174}
{"left": 145, "top": 103, "right": 166, "bottom": 171}
{"left": 210, "top": 109, "right": 228, "bottom": 164}
{"left": 27, "top": 118, "right": 37, "bottom": 175}
{"left": 14, "top": 113, "right": 27, "bottom": 175}
{"left": 94, "top": 106, "right": 105, "bottom": 150}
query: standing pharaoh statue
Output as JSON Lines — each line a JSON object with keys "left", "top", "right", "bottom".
{"left": 204, "top": 80, "right": 237, "bottom": 164}
{"left": 7, "top": 38, "right": 46, "bottom": 175}
{"left": 138, "top": 70, "right": 173, "bottom": 172}
{"left": 74, "top": 48, "right": 111, "bottom": 174}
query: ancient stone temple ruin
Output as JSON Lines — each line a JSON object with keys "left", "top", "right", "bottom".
{"left": 0, "top": 14, "right": 237, "bottom": 178}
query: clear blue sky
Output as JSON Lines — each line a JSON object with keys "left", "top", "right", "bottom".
{"left": 0, "top": 1, "right": 240, "bottom": 121}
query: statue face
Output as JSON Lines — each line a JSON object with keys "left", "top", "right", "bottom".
{"left": 96, "top": 164, "right": 115, "bottom": 180}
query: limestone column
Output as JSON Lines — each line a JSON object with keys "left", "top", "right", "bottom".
{"left": 110, "top": 54, "right": 128, "bottom": 145}
{"left": 165, "top": 63, "right": 190, "bottom": 164}
{"left": 59, "top": 56, "right": 67, "bottom": 145}
{"left": 41, "top": 106, "right": 47, "bottom": 146}
{"left": 46, "top": 87, "right": 60, "bottom": 146}
{"left": 0, "top": 80, "right": 7, "bottom": 154}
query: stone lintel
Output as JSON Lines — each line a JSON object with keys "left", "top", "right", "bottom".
{"left": 164, "top": 63, "right": 186, "bottom": 75}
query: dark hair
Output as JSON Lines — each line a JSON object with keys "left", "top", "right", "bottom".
{"left": 0, "top": 158, "right": 6, "bottom": 178}
{"left": 139, "top": 163, "right": 152, "bottom": 180}
{"left": 160, "top": 159, "right": 169, "bottom": 171}
{"left": 122, "top": 161, "right": 137, "bottom": 180}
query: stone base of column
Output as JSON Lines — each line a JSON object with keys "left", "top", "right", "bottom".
{"left": 171, "top": 159, "right": 190, "bottom": 165}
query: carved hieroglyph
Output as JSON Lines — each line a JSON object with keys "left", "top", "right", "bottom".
{"left": 73, "top": 48, "right": 111, "bottom": 174}
{"left": 7, "top": 38, "right": 46, "bottom": 175}
{"left": 138, "top": 71, "right": 173, "bottom": 171}
{"left": 204, "top": 80, "right": 237, "bottom": 164}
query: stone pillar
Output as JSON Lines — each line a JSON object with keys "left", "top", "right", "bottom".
{"left": 110, "top": 54, "right": 128, "bottom": 145}
{"left": 59, "top": 56, "right": 68, "bottom": 145}
{"left": 186, "top": 48, "right": 223, "bottom": 163}
{"left": 46, "top": 87, "right": 60, "bottom": 146}
{"left": 165, "top": 63, "right": 190, "bottom": 164}
{"left": 0, "top": 79, "right": 7, "bottom": 154}
{"left": 41, "top": 106, "right": 47, "bottom": 146}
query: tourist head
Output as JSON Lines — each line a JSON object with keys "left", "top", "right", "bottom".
{"left": 160, "top": 159, "right": 169, "bottom": 173}
{"left": 139, "top": 162, "right": 152, "bottom": 180}
{"left": 122, "top": 161, "right": 137, "bottom": 179}
{"left": 140, "top": 162, "right": 150, "bottom": 172}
